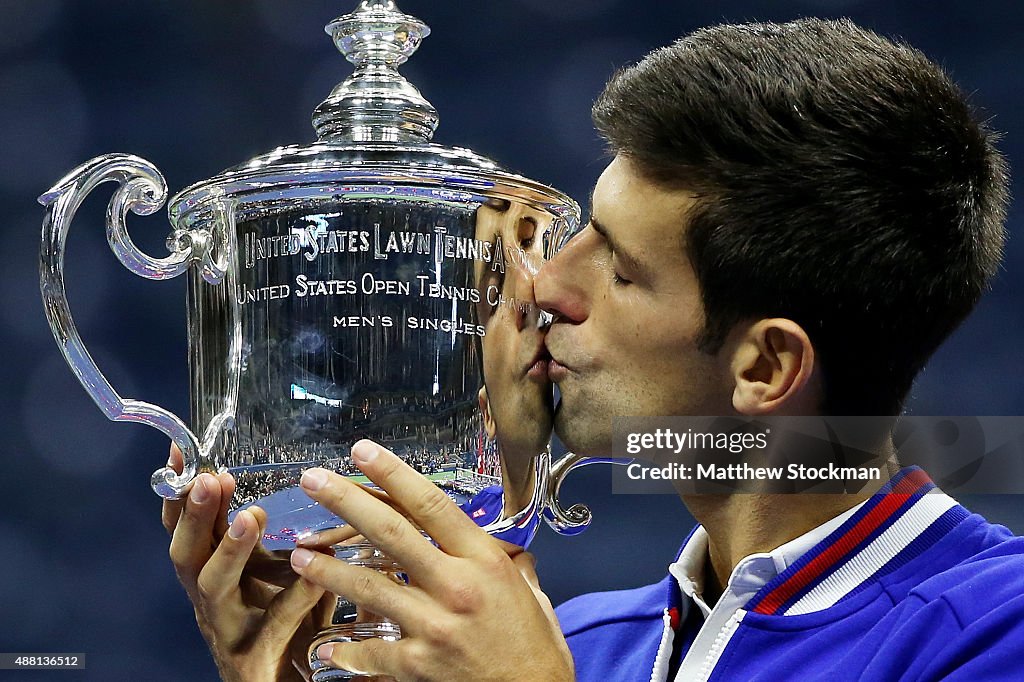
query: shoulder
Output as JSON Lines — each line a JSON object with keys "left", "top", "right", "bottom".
{"left": 856, "top": 516, "right": 1024, "bottom": 675}
{"left": 555, "top": 578, "right": 672, "bottom": 682}
{"left": 863, "top": 517, "right": 1024, "bottom": 680}
{"left": 555, "top": 575, "right": 671, "bottom": 637}
{"left": 904, "top": 515, "right": 1024, "bottom": 619}
{"left": 459, "top": 486, "right": 503, "bottom": 526}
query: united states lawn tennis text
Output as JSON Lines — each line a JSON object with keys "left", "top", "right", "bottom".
{"left": 626, "top": 462, "right": 882, "bottom": 482}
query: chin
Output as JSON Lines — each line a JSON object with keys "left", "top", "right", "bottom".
{"left": 553, "top": 408, "right": 614, "bottom": 458}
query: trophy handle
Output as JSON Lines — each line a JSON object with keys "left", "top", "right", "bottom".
{"left": 39, "top": 153, "right": 227, "bottom": 500}
{"left": 542, "top": 453, "right": 635, "bottom": 536}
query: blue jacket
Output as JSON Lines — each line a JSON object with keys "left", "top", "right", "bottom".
{"left": 556, "top": 468, "right": 1024, "bottom": 681}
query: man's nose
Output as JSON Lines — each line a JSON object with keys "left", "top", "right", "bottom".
{"left": 534, "top": 231, "right": 591, "bottom": 324}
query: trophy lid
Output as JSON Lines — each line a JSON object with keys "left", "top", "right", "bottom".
{"left": 168, "top": 1, "right": 578, "bottom": 229}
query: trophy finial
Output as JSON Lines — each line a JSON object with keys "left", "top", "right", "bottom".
{"left": 313, "top": 2, "right": 439, "bottom": 143}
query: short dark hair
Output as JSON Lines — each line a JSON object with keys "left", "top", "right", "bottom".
{"left": 593, "top": 18, "right": 1009, "bottom": 415}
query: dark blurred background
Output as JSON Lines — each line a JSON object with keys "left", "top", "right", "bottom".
{"left": 2, "top": 1, "right": 1023, "bottom": 679}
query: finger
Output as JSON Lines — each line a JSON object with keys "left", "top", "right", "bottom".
{"left": 296, "top": 525, "right": 363, "bottom": 548}
{"left": 256, "top": 575, "right": 326, "bottom": 649}
{"left": 497, "top": 538, "right": 527, "bottom": 559}
{"left": 314, "top": 591, "right": 337, "bottom": 629}
{"left": 233, "top": 503, "right": 323, "bottom": 589}
{"left": 360, "top": 482, "right": 406, "bottom": 506}
{"left": 298, "top": 469, "right": 449, "bottom": 588}
{"left": 511, "top": 552, "right": 539, "bottom": 589}
{"left": 228, "top": 499, "right": 290, "bottom": 582}
{"left": 315, "top": 636, "right": 420, "bottom": 680}
{"left": 247, "top": 504, "right": 267, "bottom": 532}
{"left": 213, "top": 471, "right": 236, "bottom": 537}
{"left": 297, "top": 489, "right": 425, "bottom": 549}
{"left": 295, "top": 485, "right": 425, "bottom": 550}
{"left": 196, "top": 508, "right": 261, "bottom": 606}
{"left": 160, "top": 444, "right": 185, "bottom": 535}
{"left": 350, "top": 440, "right": 494, "bottom": 557}
{"left": 245, "top": 552, "right": 307, "bottom": 589}
{"left": 168, "top": 472, "right": 222, "bottom": 590}
{"left": 290, "top": 548, "right": 427, "bottom": 629}
{"left": 511, "top": 553, "right": 561, "bottom": 632}
{"left": 240, "top": 575, "right": 283, "bottom": 611}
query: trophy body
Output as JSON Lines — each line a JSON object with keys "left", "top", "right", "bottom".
{"left": 178, "top": 150, "right": 574, "bottom": 548}
{"left": 195, "top": 195, "right": 493, "bottom": 546}
{"left": 40, "top": 2, "right": 580, "bottom": 677}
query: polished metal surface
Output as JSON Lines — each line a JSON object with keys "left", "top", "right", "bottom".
{"left": 313, "top": 1, "right": 438, "bottom": 143}
{"left": 39, "top": 0, "right": 593, "bottom": 552}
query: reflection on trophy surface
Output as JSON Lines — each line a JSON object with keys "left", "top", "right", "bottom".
{"left": 474, "top": 198, "right": 555, "bottom": 514}
{"left": 211, "top": 197, "right": 495, "bottom": 545}
{"left": 215, "top": 191, "right": 561, "bottom": 546}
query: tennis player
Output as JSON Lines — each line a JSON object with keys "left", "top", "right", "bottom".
{"left": 164, "top": 18, "right": 1022, "bottom": 681}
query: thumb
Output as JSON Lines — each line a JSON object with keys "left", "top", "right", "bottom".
{"left": 511, "top": 551, "right": 539, "bottom": 587}
{"left": 258, "top": 577, "right": 327, "bottom": 649}
{"left": 511, "top": 552, "right": 562, "bottom": 633}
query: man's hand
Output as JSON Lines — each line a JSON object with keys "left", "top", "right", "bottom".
{"left": 162, "top": 446, "right": 329, "bottom": 682}
{"left": 288, "top": 440, "right": 574, "bottom": 681}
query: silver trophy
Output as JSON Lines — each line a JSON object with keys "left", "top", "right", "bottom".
{"left": 38, "top": 1, "right": 618, "bottom": 678}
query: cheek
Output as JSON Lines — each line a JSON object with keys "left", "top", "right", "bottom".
{"left": 604, "top": 320, "right": 710, "bottom": 395}
{"left": 482, "top": 334, "right": 512, "bottom": 377}
{"left": 604, "top": 298, "right": 702, "bottom": 355}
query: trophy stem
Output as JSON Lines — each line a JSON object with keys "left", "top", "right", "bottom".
{"left": 309, "top": 621, "right": 402, "bottom": 681}
{"left": 308, "top": 545, "right": 405, "bottom": 680}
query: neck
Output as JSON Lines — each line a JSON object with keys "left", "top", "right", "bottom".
{"left": 681, "top": 441, "right": 898, "bottom": 607}
{"left": 687, "top": 491, "right": 871, "bottom": 606}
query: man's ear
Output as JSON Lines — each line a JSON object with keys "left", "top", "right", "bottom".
{"left": 478, "top": 386, "right": 497, "bottom": 439}
{"left": 730, "top": 319, "right": 817, "bottom": 415}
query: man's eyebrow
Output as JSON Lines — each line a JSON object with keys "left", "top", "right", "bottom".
{"left": 590, "top": 215, "right": 645, "bottom": 276}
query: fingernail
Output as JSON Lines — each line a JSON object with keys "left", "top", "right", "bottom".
{"left": 228, "top": 512, "right": 248, "bottom": 540}
{"left": 316, "top": 643, "right": 335, "bottom": 661}
{"left": 190, "top": 475, "right": 210, "bottom": 504}
{"left": 291, "top": 547, "right": 315, "bottom": 570}
{"left": 301, "top": 468, "right": 329, "bottom": 492}
{"left": 352, "top": 441, "right": 378, "bottom": 465}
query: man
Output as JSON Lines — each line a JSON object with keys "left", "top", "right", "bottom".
{"left": 165, "top": 17, "right": 1022, "bottom": 681}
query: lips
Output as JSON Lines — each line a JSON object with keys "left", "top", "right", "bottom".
{"left": 543, "top": 341, "right": 571, "bottom": 382}
{"left": 547, "top": 357, "right": 569, "bottom": 382}
{"left": 526, "top": 345, "right": 552, "bottom": 382}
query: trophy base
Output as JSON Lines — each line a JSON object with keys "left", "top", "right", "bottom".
{"left": 308, "top": 621, "right": 402, "bottom": 681}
